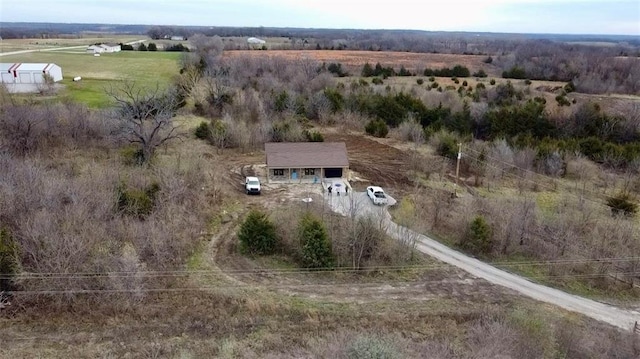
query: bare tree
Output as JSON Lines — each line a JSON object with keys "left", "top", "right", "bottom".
{"left": 108, "top": 82, "right": 182, "bottom": 164}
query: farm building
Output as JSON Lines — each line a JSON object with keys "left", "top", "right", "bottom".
{"left": 0, "top": 63, "right": 63, "bottom": 92}
{"left": 170, "top": 36, "right": 185, "bottom": 41}
{"left": 265, "top": 142, "right": 349, "bottom": 183}
{"left": 247, "top": 37, "right": 266, "bottom": 44}
{"left": 86, "top": 43, "right": 121, "bottom": 54}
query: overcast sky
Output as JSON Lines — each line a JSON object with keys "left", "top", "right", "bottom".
{"left": 2, "top": 0, "right": 639, "bottom": 35}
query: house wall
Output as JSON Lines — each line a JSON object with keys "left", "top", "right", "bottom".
{"left": 268, "top": 167, "right": 346, "bottom": 183}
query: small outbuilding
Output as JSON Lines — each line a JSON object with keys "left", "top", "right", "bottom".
{"left": 265, "top": 142, "right": 349, "bottom": 183}
{"left": 86, "top": 43, "right": 121, "bottom": 54}
{"left": 0, "top": 63, "right": 63, "bottom": 93}
{"left": 247, "top": 37, "right": 266, "bottom": 44}
{"left": 1, "top": 63, "right": 63, "bottom": 83}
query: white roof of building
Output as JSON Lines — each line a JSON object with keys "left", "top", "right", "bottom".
{"left": 0, "top": 63, "right": 14, "bottom": 72}
{"left": 0, "top": 63, "right": 59, "bottom": 71}
{"left": 247, "top": 37, "right": 266, "bottom": 44}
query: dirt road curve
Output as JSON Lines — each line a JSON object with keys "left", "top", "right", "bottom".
{"left": 329, "top": 192, "right": 640, "bottom": 331}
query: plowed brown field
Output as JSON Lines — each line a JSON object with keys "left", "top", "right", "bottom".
{"left": 223, "top": 50, "right": 501, "bottom": 75}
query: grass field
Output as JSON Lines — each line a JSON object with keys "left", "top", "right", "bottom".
{"left": 2, "top": 51, "right": 182, "bottom": 107}
{"left": 0, "top": 36, "right": 143, "bottom": 53}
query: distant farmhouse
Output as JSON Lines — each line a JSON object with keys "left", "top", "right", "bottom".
{"left": 86, "top": 43, "right": 121, "bottom": 54}
{"left": 247, "top": 37, "right": 266, "bottom": 45}
{"left": 0, "top": 63, "right": 63, "bottom": 93}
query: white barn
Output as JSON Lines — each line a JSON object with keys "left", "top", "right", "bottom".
{"left": 1, "top": 63, "right": 63, "bottom": 92}
{"left": 86, "top": 45, "right": 105, "bottom": 54}
{"left": 86, "top": 43, "right": 121, "bottom": 54}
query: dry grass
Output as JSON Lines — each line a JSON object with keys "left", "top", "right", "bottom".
{"left": 224, "top": 49, "right": 503, "bottom": 76}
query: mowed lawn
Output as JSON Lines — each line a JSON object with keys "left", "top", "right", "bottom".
{"left": 2, "top": 51, "right": 182, "bottom": 108}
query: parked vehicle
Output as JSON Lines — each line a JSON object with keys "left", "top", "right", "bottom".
{"left": 366, "top": 186, "right": 387, "bottom": 205}
{"left": 245, "top": 176, "right": 261, "bottom": 195}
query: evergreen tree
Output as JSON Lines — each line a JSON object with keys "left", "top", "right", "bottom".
{"left": 238, "top": 210, "right": 279, "bottom": 255}
{"left": 461, "top": 216, "right": 492, "bottom": 255}
{"left": 298, "top": 213, "right": 333, "bottom": 269}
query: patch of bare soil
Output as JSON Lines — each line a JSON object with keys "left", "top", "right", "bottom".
{"left": 207, "top": 142, "right": 518, "bottom": 307}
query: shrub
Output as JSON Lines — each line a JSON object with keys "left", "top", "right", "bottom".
{"left": 365, "top": 119, "right": 389, "bottom": 138}
{"left": 304, "top": 130, "right": 324, "bottom": 142}
{"left": 120, "top": 145, "right": 145, "bottom": 166}
{"left": 524, "top": 79, "right": 532, "bottom": 85}
{"left": 473, "top": 69, "right": 488, "bottom": 78}
{"left": 462, "top": 80, "right": 468, "bottom": 86}
{"left": 564, "top": 81, "right": 576, "bottom": 93}
{"left": 165, "top": 44, "right": 190, "bottom": 52}
{"left": 431, "top": 82, "right": 439, "bottom": 89}
{"left": 490, "top": 79, "right": 496, "bottom": 85}
{"left": 484, "top": 56, "right": 493, "bottom": 64}
{"left": 298, "top": 213, "right": 333, "bottom": 269}
{"left": 0, "top": 227, "right": 17, "bottom": 293}
{"left": 327, "top": 62, "right": 348, "bottom": 77}
{"left": 461, "top": 216, "right": 492, "bottom": 255}
{"left": 238, "top": 210, "right": 279, "bottom": 255}
{"left": 436, "top": 135, "right": 458, "bottom": 159}
{"left": 372, "top": 77, "right": 384, "bottom": 85}
{"left": 116, "top": 182, "right": 160, "bottom": 218}
{"left": 147, "top": 43, "right": 158, "bottom": 51}
{"left": 555, "top": 95, "right": 571, "bottom": 107}
{"left": 502, "top": 66, "right": 527, "bottom": 79}
{"left": 416, "top": 78, "right": 424, "bottom": 85}
{"left": 428, "top": 76, "right": 435, "bottom": 82}
{"left": 347, "top": 336, "right": 401, "bottom": 359}
{"left": 606, "top": 193, "right": 638, "bottom": 217}
{"left": 194, "top": 121, "right": 211, "bottom": 140}
{"left": 137, "top": 43, "right": 148, "bottom": 51}
{"left": 476, "top": 82, "right": 486, "bottom": 90}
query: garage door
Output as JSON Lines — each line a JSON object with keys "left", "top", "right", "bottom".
{"left": 324, "top": 168, "right": 343, "bottom": 178}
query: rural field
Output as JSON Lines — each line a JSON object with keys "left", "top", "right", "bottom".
{"left": 1, "top": 49, "right": 181, "bottom": 107}
{"left": 1, "top": 31, "right": 640, "bottom": 358}
{"left": 224, "top": 49, "right": 504, "bottom": 76}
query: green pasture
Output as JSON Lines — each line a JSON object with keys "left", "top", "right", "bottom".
{"left": 3, "top": 51, "right": 182, "bottom": 108}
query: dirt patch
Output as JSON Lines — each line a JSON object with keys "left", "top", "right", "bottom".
{"left": 322, "top": 131, "right": 414, "bottom": 192}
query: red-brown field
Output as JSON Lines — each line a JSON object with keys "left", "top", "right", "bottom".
{"left": 224, "top": 50, "right": 502, "bottom": 76}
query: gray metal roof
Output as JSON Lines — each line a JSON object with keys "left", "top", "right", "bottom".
{"left": 265, "top": 142, "right": 349, "bottom": 168}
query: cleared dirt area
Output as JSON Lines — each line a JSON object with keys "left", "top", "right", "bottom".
{"left": 204, "top": 130, "right": 517, "bottom": 306}
{"left": 224, "top": 49, "right": 502, "bottom": 75}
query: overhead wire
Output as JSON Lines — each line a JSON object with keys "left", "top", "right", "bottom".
{"left": 463, "top": 146, "right": 611, "bottom": 205}
{"left": 3, "top": 256, "right": 640, "bottom": 280}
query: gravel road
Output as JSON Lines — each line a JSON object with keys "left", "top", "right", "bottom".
{"left": 328, "top": 191, "right": 640, "bottom": 331}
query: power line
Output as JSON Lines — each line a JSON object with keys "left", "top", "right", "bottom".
{"left": 3, "top": 256, "right": 640, "bottom": 279}
{"left": 464, "top": 146, "right": 611, "bottom": 204}
{"left": 461, "top": 147, "right": 607, "bottom": 206}
{"left": 5, "top": 270, "right": 640, "bottom": 296}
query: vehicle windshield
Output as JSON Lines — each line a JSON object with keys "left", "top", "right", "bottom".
{"left": 374, "top": 191, "right": 385, "bottom": 198}
{"left": 248, "top": 180, "right": 259, "bottom": 185}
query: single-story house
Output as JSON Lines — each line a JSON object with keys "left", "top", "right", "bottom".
{"left": 265, "top": 142, "right": 349, "bottom": 183}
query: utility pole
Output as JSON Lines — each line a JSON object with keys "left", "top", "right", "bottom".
{"left": 454, "top": 142, "right": 462, "bottom": 197}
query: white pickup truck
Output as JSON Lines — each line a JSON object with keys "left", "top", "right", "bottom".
{"left": 366, "top": 186, "right": 388, "bottom": 205}
{"left": 245, "top": 176, "right": 261, "bottom": 195}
